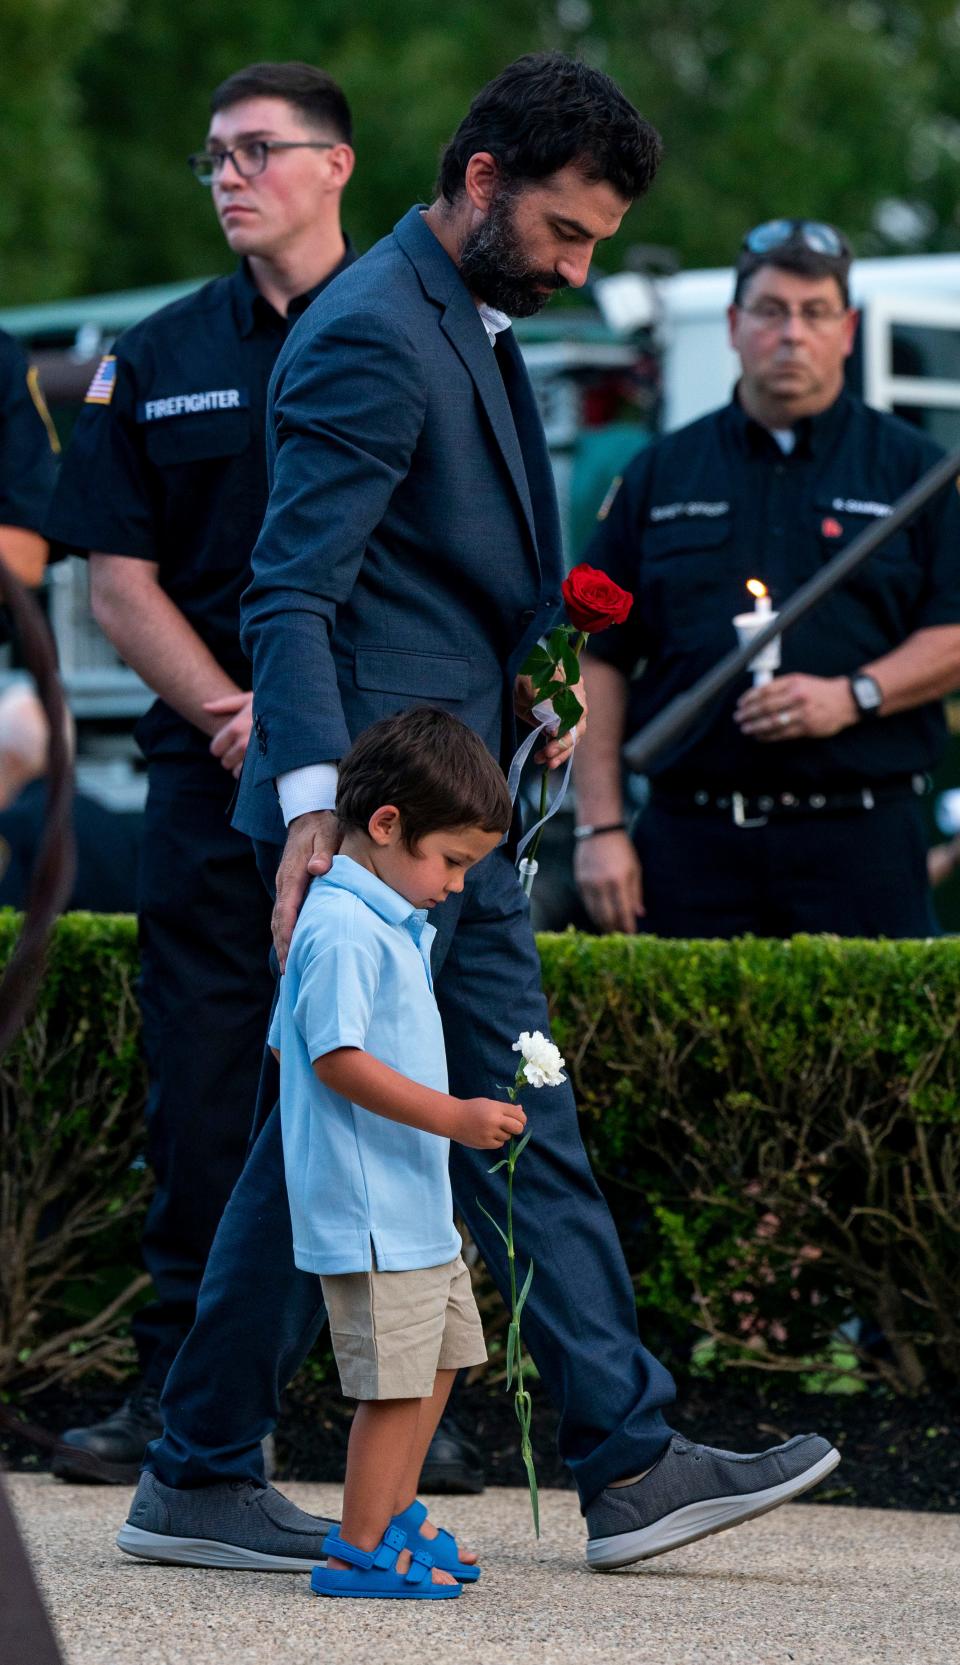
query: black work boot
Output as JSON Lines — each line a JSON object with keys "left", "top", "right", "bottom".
{"left": 52, "top": 1388, "right": 164, "bottom": 1485}
{"left": 419, "top": 1409, "right": 485, "bottom": 1494}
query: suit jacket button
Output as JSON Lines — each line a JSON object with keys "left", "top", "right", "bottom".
{"left": 522, "top": 608, "right": 536, "bottom": 622}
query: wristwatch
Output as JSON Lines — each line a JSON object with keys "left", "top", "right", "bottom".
{"left": 572, "top": 821, "right": 628, "bottom": 841}
{"left": 849, "top": 671, "right": 884, "bottom": 718}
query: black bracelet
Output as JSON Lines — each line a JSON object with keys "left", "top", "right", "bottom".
{"left": 572, "top": 821, "right": 628, "bottom": 841}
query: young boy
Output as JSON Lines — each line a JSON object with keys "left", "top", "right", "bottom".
{"left": 269, "top": 706, "right": 524, "bottom": 1600}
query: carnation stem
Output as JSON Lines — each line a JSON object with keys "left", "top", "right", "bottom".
{"left": 507, "top": 1076, "right": 539, "bottom": 1536}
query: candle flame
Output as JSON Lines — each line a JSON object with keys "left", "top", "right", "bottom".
{"left": 746, "top": 579, "right": 767, "bottom": 600}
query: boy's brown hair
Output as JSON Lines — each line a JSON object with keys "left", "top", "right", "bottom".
{"left": 336, "top": 707, "right": 512, "bottom": 850}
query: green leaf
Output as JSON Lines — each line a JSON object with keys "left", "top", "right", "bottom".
{"left": 476, "top": 1200, "right": 509, "bottom": 1248}
{"left": 532, "top": 666, "right": 561, "bottom": 699}
{"left": 523, "top": 1449, "right": 540, "bottom": 1538}
{"left": 487, "top": 1157, "right": 509, "bottom": 1174}
{"left": 516, "top": 1256, "right": 535, "bottom": 1318}
{"left": 517, "top": 1425, "right": 541, "bottom": 1539}
{"left": 558, "top": 641, "right": 580, "bottom": 685}
{"left": 552, "top": 687, "right": 584, "bottom": 734}
{"left": 546, "top": 626, "right": 572, "bottom": 660}
{"left": 519, "top": 644, "right": 554, "bottom": 679}
{"left": 515, "top": 1386, "right": 532, "bottom": 1435}
{"left": 512, "top": 1126, "right": 534, "bottom": 1162}
{"left": 506, "top": 1320, "right": 518, "bottom": 1391}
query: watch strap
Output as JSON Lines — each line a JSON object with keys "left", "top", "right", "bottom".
{"left": 573, "top": 821, "right": 628, "bottom": 841}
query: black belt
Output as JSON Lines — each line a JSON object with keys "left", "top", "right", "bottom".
{"left": 651, "top": 773, "right": 930, "bottom": 828}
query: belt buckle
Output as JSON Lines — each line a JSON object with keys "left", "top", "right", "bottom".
{"left": 732, "top": 790, "right": 768, "bottom": 829}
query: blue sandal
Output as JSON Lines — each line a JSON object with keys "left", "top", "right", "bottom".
{"left": 392, "top": 1499, "right": 481, "bottom": 1582}
{"left": 310, "top": 1524, "right": 459, "bottom": 1600}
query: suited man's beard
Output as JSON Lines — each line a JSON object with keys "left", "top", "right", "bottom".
{"left": 459, "top": 190, "right": 568, "bottom": 318}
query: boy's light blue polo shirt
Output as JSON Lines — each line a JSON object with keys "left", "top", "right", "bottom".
{"left": 269, "top": 854, "right": 461, "bottom": 1276}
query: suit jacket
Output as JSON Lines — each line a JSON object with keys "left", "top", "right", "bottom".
{"left": 234, "top": 206, "right": 565, "bottom": 846}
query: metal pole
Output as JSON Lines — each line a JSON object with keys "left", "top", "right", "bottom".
{"left": 623, "top": 444, "right": 960, "bottom": 776}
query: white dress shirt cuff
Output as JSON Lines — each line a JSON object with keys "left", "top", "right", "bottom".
{"left": 276, "top": 763, "right": 339, "bottom": 827}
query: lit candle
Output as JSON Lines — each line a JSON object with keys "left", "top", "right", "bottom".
{"left": 734, "top": 579, "right": 781, "bottom": 687}
{"left": 746, "top": 578, "right": 772, "bottom": 617}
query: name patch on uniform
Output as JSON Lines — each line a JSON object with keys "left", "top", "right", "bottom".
{"left": 832, "top": 497, "right": 892, "bottom": 517}
{"left": 85, "top": 356, "right": 117, "bottom": 405}
{"left": 136, "top": 388, "right": 249, "bottom": 423}
{"left": 650, "top": 500, "right": 730, "bottom": 522}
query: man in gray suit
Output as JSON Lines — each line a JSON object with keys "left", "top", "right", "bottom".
{"left": 122, "top": 54, "right": 838, "bottom": 1576}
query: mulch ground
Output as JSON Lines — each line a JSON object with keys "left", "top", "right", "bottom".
{"left": 4, "top": 1373, "right": 957, "bottom": 1512}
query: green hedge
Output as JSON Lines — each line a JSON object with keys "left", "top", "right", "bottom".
{"left": 2, "top": 914, "right": 958, "bottom": 1396}
{"left": 0, "top": 913, "right": 149, "bottom": 1394}
{"left": 541, "top": 932, "right": 960, "bottom": 1394}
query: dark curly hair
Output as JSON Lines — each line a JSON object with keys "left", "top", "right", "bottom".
{"left": 437, "top": 53, "right": 661, "bottom": 205}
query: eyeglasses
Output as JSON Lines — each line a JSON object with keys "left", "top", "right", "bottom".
{"left": 188, "top": 140, "right": 336, "bottom": 185}
{"left": 739, "top": 299, "right": 848, "bottom": 330}
{"left": 742, "top": 219, "right": 846, "bottom": 258}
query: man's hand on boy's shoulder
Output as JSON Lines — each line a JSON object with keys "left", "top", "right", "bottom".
{"left": 273, "top": 810, "right": 341, "bottom": 971}
{"left": 451, "top": 1097, "right": 527, "bottom": 1149}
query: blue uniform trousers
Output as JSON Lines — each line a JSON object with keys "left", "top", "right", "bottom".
{"left": 637, "top": 797, "right": 938, "bottom": 938}
{"left": 148, "top": 845, "right": 676, "bottom": 1507}
{"left": 134, "top": 755, "right": 275, "bottom": 1390}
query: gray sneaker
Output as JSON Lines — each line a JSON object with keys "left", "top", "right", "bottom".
{"left": 116, "top": 1471, "right": 339, "bottom": 1571}
{"left": 585, "top": 1433, "right": 840, "bottom": 1570}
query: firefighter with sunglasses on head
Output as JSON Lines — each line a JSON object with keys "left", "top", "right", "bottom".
{"left": 574, "top": 220, "right": 960, "bottom": 939}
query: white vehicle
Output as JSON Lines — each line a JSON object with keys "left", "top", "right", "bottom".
{"left": 656, "top": 252, "right": 960, "bottom": 440}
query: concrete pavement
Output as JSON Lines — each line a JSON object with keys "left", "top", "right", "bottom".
{"left": 7, "top": 1475, "right": 958, "bottom": 1665}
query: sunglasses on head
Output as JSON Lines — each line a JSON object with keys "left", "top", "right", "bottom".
{"left": 742, "top": 219, "right": 845, "bottom": 258}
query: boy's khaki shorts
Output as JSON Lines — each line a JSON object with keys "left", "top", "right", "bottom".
{"left": 321, "top": 1254, "right": 487, "bottom": 1400}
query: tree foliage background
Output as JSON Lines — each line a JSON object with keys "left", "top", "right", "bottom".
{"left": 5, "top": 0, "right": 960, "bottom": 305}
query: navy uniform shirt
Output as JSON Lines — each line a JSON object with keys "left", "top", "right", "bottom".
{"left": 586, "top": 389, "right": 960, "bottom": 790}
{"left": 45, "top": 251, "right": 354, "bottom": 756}
{"left": 0, "top": 328, "right": 57, "bottom": 532}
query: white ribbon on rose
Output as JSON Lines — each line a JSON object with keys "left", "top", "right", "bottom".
{"left": 504, "top": 697, "right": 577, "bottom": 889}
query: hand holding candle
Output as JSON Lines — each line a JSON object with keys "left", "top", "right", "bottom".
{"left": 733, "top": 579, "right": 781, "bottom": 687}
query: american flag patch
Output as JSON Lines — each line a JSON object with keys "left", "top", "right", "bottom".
{"left": 85, "top": 355, "right": 117, "bottom": 405}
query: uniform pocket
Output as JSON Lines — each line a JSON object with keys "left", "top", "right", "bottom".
{"left": 813, "top": 502, "right": 921, "bottom": 625}
{"left": 143, "top": 410, "right": 250, "bottom": 467}
{"left": 639, "top": 517, "right": 740, "bottom": 640}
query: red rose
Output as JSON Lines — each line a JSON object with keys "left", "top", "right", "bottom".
{"left": 561, "top": 564, "right": 634, "bottom": 633}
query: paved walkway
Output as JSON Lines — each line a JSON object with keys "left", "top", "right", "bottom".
{"left": 7, "top": 1475, "right": 959, "bottom": 1665}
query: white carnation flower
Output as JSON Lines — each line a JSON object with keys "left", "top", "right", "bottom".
{"left": 512, "top": 1030, "right": 566, "bottom": 1089}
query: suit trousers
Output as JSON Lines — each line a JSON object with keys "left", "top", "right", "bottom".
{"left": 148, "top": 844, "right": 676, "bottom": 1507}
{"left": 133, "top": 755, "right": 275, "bottom": 1391}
